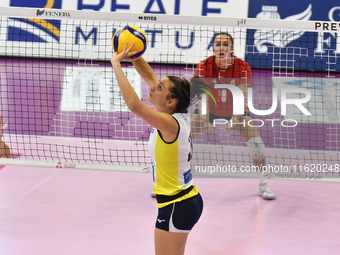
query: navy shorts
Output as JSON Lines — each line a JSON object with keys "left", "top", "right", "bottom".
{"left": 155, "top": 193, "right": 203, "bottom": 233}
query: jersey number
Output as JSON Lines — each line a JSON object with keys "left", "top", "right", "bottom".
{"left": 218, "top": 89, "right": 227, "bottom": 103}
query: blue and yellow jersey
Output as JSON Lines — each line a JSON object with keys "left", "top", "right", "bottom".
{"left": 148, "top": 113, "right": 198, "bottom": 208}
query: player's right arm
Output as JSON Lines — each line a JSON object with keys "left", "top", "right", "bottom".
{"left": 131, "top": 57, "right": 158, "bottom": 89}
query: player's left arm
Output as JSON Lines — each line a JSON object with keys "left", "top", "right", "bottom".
{"left": 131, "top": 57, "right": 159, "bottom": 89}
{"left": 111, "top": 43, "right": 147, "bottom": 111}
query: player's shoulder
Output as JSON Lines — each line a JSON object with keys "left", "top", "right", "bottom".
{"left": 198, "top": 56, "right": 215, "bottom": 65}
{"left": 233, "top": 57, "right": 251, "bottom": 69}
{"left": 196, "top": 56, "right": 215, "bottom": 75}
{"left": 172, "top": 112, "right": 188, "bottom": 122}
{"left": 233, "top": 56, "right": 249, "bottom": 65}
{"left": 172, "top": 113, "right": 190, "bottom": 127}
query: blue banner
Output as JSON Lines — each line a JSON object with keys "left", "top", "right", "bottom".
{"left": 247, "top": 1, "right": 340, "bottom": 72}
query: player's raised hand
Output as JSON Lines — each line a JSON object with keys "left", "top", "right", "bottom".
{"left": 111, "top": 42, "right": 141, "bottom": 64}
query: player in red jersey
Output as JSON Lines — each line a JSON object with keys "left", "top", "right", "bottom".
{"left": 0, "top": 115, "right": 11, "bottom": 158}
{"left": 192, "top": 32, "right": 276, "bottom": 200}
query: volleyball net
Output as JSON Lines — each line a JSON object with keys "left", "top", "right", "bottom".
{"left": 0, "top": 7, "right": 339, "bottom": 181}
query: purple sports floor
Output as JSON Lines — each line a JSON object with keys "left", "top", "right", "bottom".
{"left": 1, "top": 165, "right": 340, "bottom": 255}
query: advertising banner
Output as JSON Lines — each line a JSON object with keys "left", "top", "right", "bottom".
{"left": 247, "top": 0, "right": 340, "bottom": 72}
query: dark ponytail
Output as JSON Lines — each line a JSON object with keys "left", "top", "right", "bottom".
{"left": 167, "top": 74, "right": 207, "bottom": 113}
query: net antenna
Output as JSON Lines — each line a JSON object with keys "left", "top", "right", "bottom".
{"left": 0, "top": 7, "right": 339, "bottom": 182}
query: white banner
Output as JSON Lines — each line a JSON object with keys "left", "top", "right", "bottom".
{"left": 61, "top": 66, "right": 141, "bottom": 112}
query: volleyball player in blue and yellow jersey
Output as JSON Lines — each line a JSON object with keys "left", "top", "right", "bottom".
{"left": 149, "top": 111, "right": 197, "bottom": 208}
{"left": 111, "top": 43, "right": 204, "bottom": 255}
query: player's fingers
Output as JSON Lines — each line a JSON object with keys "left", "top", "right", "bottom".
{"left": 208, "top": 128, "right": 217, "bottom": 135}
{"left": 126, "top": 42, "right": 135, "bottom": 53}
{"left": 123, "top": 42, "right": 129, "bottom": 51}
{"left": 120, "top": 42, "right": 130, "bottom": 56}
{"left": 124, "top": 49, "right": 141, "bottom": 61}
{"left": 224, "top": 122, "right": 233, "bottom": 132}
{"left": 127, "top": 49, "right": 141, "bottom": 57}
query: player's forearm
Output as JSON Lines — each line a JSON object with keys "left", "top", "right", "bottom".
{"left": 131, "top": 57, "right": 158, "bottom": 88}
{"left": 112, "top": 62, "right": 142, "bottom": 111}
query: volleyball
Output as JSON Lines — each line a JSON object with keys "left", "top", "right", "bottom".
{"left": 112, "top": 25, "right": 147, "bottom": 59}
